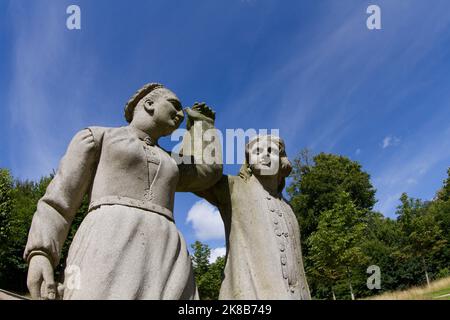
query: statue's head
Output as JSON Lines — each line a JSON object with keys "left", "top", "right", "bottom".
{"left": 239, "top": 135, "right": 292, "bottom": 193}
{"left": 125, "top": 83, "right": 185, "bottom": 136}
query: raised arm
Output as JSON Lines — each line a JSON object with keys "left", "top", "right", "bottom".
{"left": 175, "top": 102, "right": 223, "bottom": 192}
{"left": 195, "top": 175, "right": 233, "bottom": 239}
{"left": 195, "top": 174, "right": 232, "bottom": 207}
{"left": 24, "top": 128, "right": 101, "bottom": 298}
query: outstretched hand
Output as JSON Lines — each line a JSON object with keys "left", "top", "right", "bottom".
{"left": 185, "top": 102, "right": 216, "bottom": 129}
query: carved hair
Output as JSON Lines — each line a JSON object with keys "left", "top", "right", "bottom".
{"left": 238, "top": 135, "right": 292, "bottom": 194}
{"left": 124, "top": 83, "right": 166, "bottom": 123}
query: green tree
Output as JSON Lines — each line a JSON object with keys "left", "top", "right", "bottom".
{"left": 395, "top": 193, "right": 447, "bottom": 287}
{"left": 426, "top": 198, "right": 450, "bottom": 279}
{"left": 288, "top": 151, "right": 376, "bottom": 249}
{"left": 357, "top": 212, "right": 401, "bottom": 296}
{"left": 0, "top": 169, "right": 95, "bottom": 293}
{"left": 409, "top": 212, "right": 446, "bottom": 286}
{"left": 288, "top": 151, "right": 376, "bottom": 299}
{"left": 191, "top": 241, "right": 211, "bottom": 280}
{"left": 0, "top": 169, "right": 14, "bottom": 281}
{"left": 436, "top": 168, "right": 450, "bottom": 202}
{"left": 197, "top": 256, "right": 225, "bottom": 300}
{"left": 395, "top": 193, "right": 423, "bottom": 235}
{"left": 190, "top": 241, "right": 225, "bottom": 300}
{"left": 1, "top": 176, "right": 52, "bottom": 292}
{"left": 431, "top": 168, "right": 450, "bottom": 247}
{"left": 307, "top": 191, "right": 368, "bottom": 300}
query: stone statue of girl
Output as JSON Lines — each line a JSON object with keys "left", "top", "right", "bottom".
{"left": 196, "top": 135, "right": 311, "bottom": 299}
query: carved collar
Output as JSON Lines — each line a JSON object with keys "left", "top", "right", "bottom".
{"left": 249, "top": 174, "right": 282, "bottom": 199}
{"left": 127, "top": 125, "right": 158, "bottom": 146}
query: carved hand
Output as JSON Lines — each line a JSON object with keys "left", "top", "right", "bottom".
{"left": 27, "top": 255, "right": 57, "bottom": 300}
{"left": 185, "top": 102, "right": 216, "bottom": 130}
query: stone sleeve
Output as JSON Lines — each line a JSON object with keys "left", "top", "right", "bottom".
{"left": 23, "top": 128, "right": 101, "bottom": 267}
{"left": 194, "top": 175, "right": 230, "bottom": 208}
{"left": 175, "top": 119, "right": 223, "bottom": 192}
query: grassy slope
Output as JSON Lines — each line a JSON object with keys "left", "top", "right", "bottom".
{"left": 368, "top": 276, "right": 450, "bottom": 300}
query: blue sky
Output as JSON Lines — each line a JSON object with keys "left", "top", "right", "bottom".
{"left": 1, "top": 0, "right": 450, "bottom": 258}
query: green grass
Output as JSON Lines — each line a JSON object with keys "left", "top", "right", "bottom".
{"left": 425, "top": 286, "right": 450, "bottom": 300}
{"left": 369, "top": 276, "right": 450, "bottom": 300}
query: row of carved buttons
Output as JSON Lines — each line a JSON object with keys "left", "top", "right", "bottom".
{"left": 274, "top": 227, "right": 289, "bottom": 238}
{"left": 270, "top": 207, "right": 283, "bottom": 217}
{"left": 281, "top": 254, "right": 297, "bottom": 293}
{"left": 266, "top": 195, "right": 292, "bottom": 286}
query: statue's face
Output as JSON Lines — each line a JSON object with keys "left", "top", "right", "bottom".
{"left": 147, "top": 89, "right": 184, "bottom": 136}
{"left": 248, "top": 137, "right": 280, "bottom": 176}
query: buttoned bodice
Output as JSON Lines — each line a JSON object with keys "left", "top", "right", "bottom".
{"left": 260, "top": 191, "right": 306, "bottom": 296}
{"left": 202, "top": 174, "right": 311, "bottom": 300}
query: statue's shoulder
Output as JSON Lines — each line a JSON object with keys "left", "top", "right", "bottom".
{"left": 228, "top": 174, "right": 260, "bottom": 196}
{"left": 82, "top": 126, "right": 123, "bottom": 147}
{"left": 229, "top": 173, "right": 247, "bottom": 186}
{"left": 223, "top": 174, "right": 241, "bottom": 192}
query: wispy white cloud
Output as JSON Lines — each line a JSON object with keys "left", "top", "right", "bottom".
{"left": 382, "top": 137, "right": 391, "bottom": 149}
{"left": 203, "top": 1, "right": 450, "bottom": 221}
{"left": 373, "top": 123, "right": 450, "bottom": 217}
{"left": 382, "top": 135, "right": 401, "bottom": 149}
{"left": 227, "top": 2, "right": 450, "bottom": 219}
{"left": 217, "top": 1, "right": 450, "bottom": 156}
{"left": 186, "top": 200, "right": 225, "bottom": 241}
{"left": 209, "top": 247, "right": 226, "bottom": 264}
{"left": 6, "top": 2, "right": 97, "bottom": 180}
{"left": 377, "top": 192, "right": 403, "bottom": 217}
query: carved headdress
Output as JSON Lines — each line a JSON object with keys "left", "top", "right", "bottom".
{"left": 124, "top": 83, "right": 165, "bottom": 123}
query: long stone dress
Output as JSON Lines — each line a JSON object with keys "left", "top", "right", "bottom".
{"left": 24, "top": 125, "right": 222, "bottom": 299}
{"left": 197, "top": 174, "right": 311, "bottom": 300}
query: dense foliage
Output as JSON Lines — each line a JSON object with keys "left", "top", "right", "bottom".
{"left": 288, "top": 151, "right": 449, "bottom": 299}
{"left": 0, "top": 171, "right": 88, "bottom": 293}
{"left": 0, "top": 156, "right": 448, "bottom": 299}
{"left": 190, "top": 241, "right": 225, "bottom": 300}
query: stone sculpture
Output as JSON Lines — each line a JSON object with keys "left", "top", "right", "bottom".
{"left": 24, "top": 83, "right": 222, "bottom": 300}
{"left": 196, "top": 135, "right": 311, "bottom": 299}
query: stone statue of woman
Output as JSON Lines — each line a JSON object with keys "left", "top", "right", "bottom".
{"left": 24, "top": 83, "right": 222, "bottom": 300}
{"left": 196, "top": 135, "right": 311, "bottom": 299}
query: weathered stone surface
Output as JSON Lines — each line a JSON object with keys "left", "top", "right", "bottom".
{"left": 197, "top": 135, "right": 311, "bottom": 300}
{"left": 23, "top": 84, "right": 222, "bottom": 300}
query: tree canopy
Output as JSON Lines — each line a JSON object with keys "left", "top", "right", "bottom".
{"left": 288, "top": 151, "right": 449, "bottom": 299}
{"left": 0, "top": 159, "right": 448, "bottom": 299}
